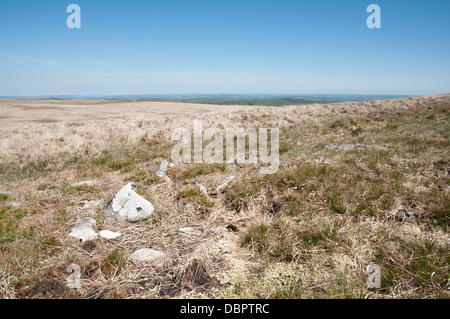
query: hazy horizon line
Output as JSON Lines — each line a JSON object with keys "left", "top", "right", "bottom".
{"left": 0, "top": 92, "right": 427, "bottom": 99}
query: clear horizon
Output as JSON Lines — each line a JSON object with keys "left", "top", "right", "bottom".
{"left": 1, "top": 0, "right": 449, "bottom": 96}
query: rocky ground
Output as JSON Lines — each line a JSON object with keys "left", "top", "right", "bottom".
{"left": 0, "top": 94, "right": 449, "bottom": 299}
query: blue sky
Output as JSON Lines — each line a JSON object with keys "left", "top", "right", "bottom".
{"left": 0, "top": 0, "right": 449, "bottom": 96}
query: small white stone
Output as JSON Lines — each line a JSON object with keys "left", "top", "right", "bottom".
{"left": 182, "top": 202, "right": 195, "bottom": 210}
{"left": 208, "top": 226, "right": 227, "bottom": 235}
{"left": 72, "top": 217, "right": 95, "bottom": 228}
{"left": 130, "top": 248, "right": 165, "bottom": 262}
{"left": 69, "top": 217, "right": 98, "bottom": 242}
{"left": 79, "top": 200, "right": 101, "bottom": 208}
{"left": 155, "top": 161, "right": 173, "bottom": 182}
{"left": 193, "top": 181, "right": 208, "bottom": 195}
{"left": 10, "top": 202, "right": 23, "bottom": 207}
{"left": 156, "top": 160, "right": 170, "bottom": 176}
{"left": 216, "top": 176, "right": 235, "bottom": 192}
{"left": 71, "top": 180, "right": 98, "bottom": 187}
{"left": 99, "top": 230, "right": 122, "bottom": 240}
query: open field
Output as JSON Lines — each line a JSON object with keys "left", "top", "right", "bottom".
{"left": 0, "top": 94, "right": 449, "bottom": 299}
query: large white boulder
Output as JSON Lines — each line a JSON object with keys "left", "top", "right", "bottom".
{"left": 104, "top": 182, "right": 154, "bottom": 222}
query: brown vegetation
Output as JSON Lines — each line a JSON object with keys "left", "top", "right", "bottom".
{"left": 0, "top": 94, "right": 448, "bottom": 299}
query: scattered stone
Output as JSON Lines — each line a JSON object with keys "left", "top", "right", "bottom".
{"left": 183, "top": 202, "right": 195, "bottom": 210}
{"left": 192, "top": 181, "right": 208, "bottom": 195}
{"left": 70, "top": 180, "right": 98, "bottom": 187}
{"left": 79, "top": 200, "right": 101, "bottom": 208}
{"left": 208, "top": 226, "right": 227, "bottom": 235}
{"left": 130, "top": 248, "right": 165, "bottom": 262}
{"left": 325, "top": 143, "right": 385, "bottom": 151}
{"left": 179, "top": 227, "right": 196, "bottom": 234}
{"left": 69, "top": 217, "right": 98, "bottom": 242}
{"left": 10, "top": 202, "right": 23, "bottom": 208}
{"left": 99, "top": 230, "right": 122, "bottom": 240}
{"left": 216, "top": 176, "right": 235, "bottom": 192}
{"left": 178, "top": 200, "right": 195, "bottom": 210}
{"left": 104, "top": 182, "right": 155, "bottom": 222}
{"left": 0, "top": 191, "right": 11, "bottom": 195}
{"left": 156, "top": 160, "right": 173, "bottom": 177}
{"left": 155, "top": 160, "right": 174, "bottom": 182}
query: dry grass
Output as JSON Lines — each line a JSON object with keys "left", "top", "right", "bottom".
{"left": 0, "top": 94, "right": 448, "bottom": 299}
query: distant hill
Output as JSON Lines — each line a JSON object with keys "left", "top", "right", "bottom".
{"left": 181, "top": 97, "right": 318, "bottom": 106}
{"left": 179, "top": 94, "right": 415, "bottom": 106}
{"left": 0, "top": 93, "right": 416, "bottom": 106}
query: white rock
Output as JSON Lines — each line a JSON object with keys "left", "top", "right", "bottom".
{"left": 69, "top": 217, "right": 98, "bottom": 242}
{"left": 79, "top": 200, "right": 102, "bottom": 208}
{"left": 156, "top": 160, "right": 170, "bottom": 177}
{"left": 10, "top": 202, "right": 23, "bottom": 207}
{"left": 99, "top": 230, "right": 122, "bottom": 240}
{"left": 216, "top": 176, "right": 235, "bottom": 192}
{"left": 130, "top": 248, "right": 165, "bottom": 262}
{"left": 209, "top": 226, "right": 227, "bottom": 235}
{"left": 104, "top": 182, "right": 154, "bottom": 222}
{"left": 155, "top": 160, "right": 172, "bottom": 182}
{"left": 73, "top": 217, "right": 96, "bottom": 227}
{"left": 71, "top": 180, "right": 98, "bottom": 187}
{"left": 183, "top": 202, "right": 195, "bottom": 210}
{"left": 193, "top": 181, "right": 208, "bottom": 195}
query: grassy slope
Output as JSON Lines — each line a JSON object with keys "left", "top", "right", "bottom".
{"left": 0, "top": 96, "right": 448, "bottom": 299}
